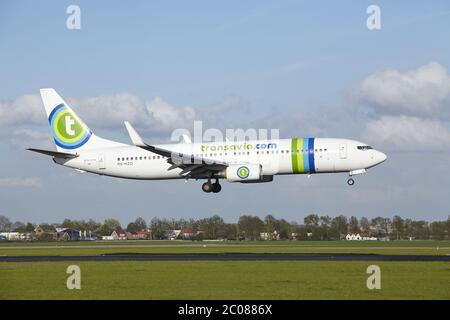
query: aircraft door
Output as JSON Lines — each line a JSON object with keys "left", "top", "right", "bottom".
{"left": 339, "top": 143, "right": 347, "bottom": 159}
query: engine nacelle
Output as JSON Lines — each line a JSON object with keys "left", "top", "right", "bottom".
{"left": 225, "top": 164, "right": 262, "bottom": 182}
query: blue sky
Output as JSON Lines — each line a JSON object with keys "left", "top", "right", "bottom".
{"left": 1, "top": 0, "right": 450, "bottom": 225}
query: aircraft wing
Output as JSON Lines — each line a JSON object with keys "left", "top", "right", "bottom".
{"left": 124, "top": 121, "right": 228, "bottom": 179}
{"left": 27, "top": 148, "right": 79, "bottom": 159}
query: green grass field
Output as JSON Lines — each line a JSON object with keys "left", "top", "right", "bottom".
{"left": 1, "top": 261, "right": 449, "bottom": 299}
{"left": 1, "top": 240, "right": 449, "bottom": 256}
{"left": 1, "top": 240, "right": 449, "bottom": 299}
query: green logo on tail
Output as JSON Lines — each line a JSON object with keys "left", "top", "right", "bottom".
{"left": 49, "top": 103, "right": 91, "bottom": 149}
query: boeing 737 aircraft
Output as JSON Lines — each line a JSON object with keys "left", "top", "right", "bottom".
{"left": 29, "top": 89, "right": 387, "bottom": 193}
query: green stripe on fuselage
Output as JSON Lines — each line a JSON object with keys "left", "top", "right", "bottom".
{"left": 291, "top": 138, "right": 305, "bottom": 173}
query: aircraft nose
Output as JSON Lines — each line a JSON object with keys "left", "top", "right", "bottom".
{"left": 375, "top": 150, "right": 387, "bottom": 164}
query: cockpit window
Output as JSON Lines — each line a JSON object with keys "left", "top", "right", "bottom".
{"left": 357, "top": 145, "right": 373, "bottom": 150}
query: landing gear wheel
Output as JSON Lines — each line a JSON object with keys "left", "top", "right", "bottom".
{"left": 212, "top": 183, "right": 222, "bottom": 193}
{"left": 347, "top": 178, "right": 355, "bottom": 186}
{"left": 202, "top": 182, "right": 213, "bottom": 193}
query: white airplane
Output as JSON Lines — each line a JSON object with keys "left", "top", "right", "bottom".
{"left": 29, "top": 89, "right": 387, "bottom": 193}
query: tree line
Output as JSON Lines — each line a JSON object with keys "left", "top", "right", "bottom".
{"left": 0, "top": 214, "right": 449, "bottom": 240}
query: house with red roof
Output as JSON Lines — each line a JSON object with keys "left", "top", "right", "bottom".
{"left": 111, "top": 229, "right": 127, "bottom": 240}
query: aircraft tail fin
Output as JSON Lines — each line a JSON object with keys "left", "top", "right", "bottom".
{"left": 39, "top": 88, "right": 124, "bottom": 151}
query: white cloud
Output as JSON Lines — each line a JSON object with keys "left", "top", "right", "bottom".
{"left": 363, "top": 115, "right": 450, "bottom": 152}
{"left": 10, "top": 129, "right": 53, "bottom": 149}
{"left": 0, "top": 177, "right": 42, "bottom": 188}
{"left": 0, "top": 94, "right": 45, "bottom": 125}
{"left": 67, "top": 94, "right": 198, "bottom": 132}
{"left": 355, "top": 62, "right": 450, "bottom": 117}
{"left": 0, "top": 92, "right": 242, "bottom": 133}
{"left": 145, "top": 97, "right": 196, "bottom": 130}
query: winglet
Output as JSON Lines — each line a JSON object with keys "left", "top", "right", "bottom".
{"left": 180, "top": 134, "right": 192, "bottom": 144}
{"left": 124, "top": 121, "right": 146, "bottom": 147}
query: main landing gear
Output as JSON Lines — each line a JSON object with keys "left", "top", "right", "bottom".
{"left": 202, "top": 179, "right": 222, "bottom": 193}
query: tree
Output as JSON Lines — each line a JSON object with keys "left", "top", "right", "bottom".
{"left": 371, "top": 217, "right": 391, "bottom": 238}
{"left": 392, "top": 215, "right": 404, "bottom": 240}
{"left": 303, "top": 214, "right": 320, "bottom": 240}
{"left": 319, "top": 216, "right": 332, "bottom": 227}
{"left": 25, "top": 222, "right": 35, "bottom": 232}
{"left": 134, "top": 217, "right": 147, "bottom": 230}
{"left": 0, "top": 216, "right": 12, "bottom": 232}
{"left": 199, "top": 215, "right": 226, "bottom": 239}
{"left": 447, "top": 215, "right": 450, "bottom": 239}
{"left": 430, "top": 221, "right": 447, "bottom": 240}
{"left": 278, "top": 219, "right": 292, "bottom": 239}
{"left": 405, "top": 220, "right": 429, "bottom": 239}
{"left": 315, "top": 216, "right": 332, "bottom": 240}
{"left": 223, "top": 223, "right": 239, "bottom": 240}
{"left": 95, "top": 219, "right": 122, "bottom": 236}
{"left": 304, "top": 214, "right": 319, "bottom": 229}
{"left": 150, "top": 217, "right": 166, "bottom": 240}
{"left": 349, "top": 216, "right": 360, "bottom": 234}
{"left": 331, "top": 215, "right": 348, "bottom": 238}
{"left": 11, "top": 221, "right": 26, "bottom": 232}
{"left": 126, "top": 223, "right": 139, "bottom": 233}
{"left": 264, "top": 215, "right": 278, "bottom": 233}
{"left": 61, "top": 219, "right": 74, "bottom": 228}
{"left": 11, "top": 221, "right": 34, "bottom": 233}
{"left": 127, "top": 217, "right": 148, "bottom": 233}
{"left": 238, "top": 215, "right": 264, "bottom": 240}
{"left": 359, "top": 217, "right": 370, "bottom": 235}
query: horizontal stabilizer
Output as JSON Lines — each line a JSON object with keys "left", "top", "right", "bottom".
{"left": 27, "top": 148, "right": 78, "bottom": 159}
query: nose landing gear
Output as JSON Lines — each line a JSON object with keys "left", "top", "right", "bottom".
{"left": 347, "top": 169, "right": 366, "bottom": 186}
{"left": 202, "top": 179, "right": 222, "bottom": 193}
